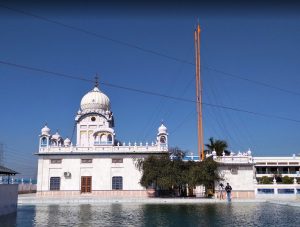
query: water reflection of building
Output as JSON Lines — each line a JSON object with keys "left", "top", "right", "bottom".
{"left": 36, "top": 82, "right": 168, "bottom": 197}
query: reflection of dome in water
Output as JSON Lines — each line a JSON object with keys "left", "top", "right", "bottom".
{"left": 80, "top": 87, "right": 110, "bottom": 111}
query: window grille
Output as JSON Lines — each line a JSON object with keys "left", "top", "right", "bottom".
{"left": 50, "top": 177, "right": 60, "bottom": 191}
{"left": 112, "top": 176, "right": 123, "bottom": 190}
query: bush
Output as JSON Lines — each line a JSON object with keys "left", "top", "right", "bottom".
{"left": 282, "top": 176, "right": 293, "bottom": 184}
{"left": 260, "top": 176, "right": 272, "bottom": 184}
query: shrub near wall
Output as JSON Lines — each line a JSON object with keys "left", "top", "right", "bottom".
{"left": 282, "top": 176, "right": 293, "bottom": 184}
{"left": 260, "top": 176, "right": 272, "bottom": 184}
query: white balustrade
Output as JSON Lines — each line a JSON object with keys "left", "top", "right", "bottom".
{"left": 39, "top": 143, "right": 165, "bottom": 153}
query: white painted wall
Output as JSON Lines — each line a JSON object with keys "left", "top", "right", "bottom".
{"left": 217, "top": 165, "right": 255, "bottom": 191}
{"left": 37, "top": 154, "right": 146, "bottom": 192}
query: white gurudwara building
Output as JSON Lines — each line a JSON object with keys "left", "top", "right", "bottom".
{"left": 36, "top": 83, "right": 168, "bottom": 197}
{"left": 36, "top": 82, "right": 300, "bottom": 199}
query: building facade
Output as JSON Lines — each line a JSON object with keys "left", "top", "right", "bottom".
{"left": 253, "top": 156, "right": 300, "bottom": 197}
{"left": 36, "top": 84, "right": 168, "bottom": 197}
{"left": 212, "top": 151, "right": 255, "bottom": 199}
{"left": 208, "top": 152, "right": 300, "bottom": 199}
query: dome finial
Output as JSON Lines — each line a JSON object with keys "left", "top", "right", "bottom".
{"left": 94, "top": 74, "right": 99, "bottom": 88}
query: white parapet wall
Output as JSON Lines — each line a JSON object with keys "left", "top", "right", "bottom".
{"left": 0, "top": 184, "right": 18, "bottom": 216}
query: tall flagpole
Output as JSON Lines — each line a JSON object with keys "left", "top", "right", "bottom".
{"left": 194, "top": 23, "right": 204, "bottom": 160}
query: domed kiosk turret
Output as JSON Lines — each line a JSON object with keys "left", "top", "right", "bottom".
{"left": 158, "top": 124, "right": 167, "bottom": 135}
{"left": 51, "top": 131, "right": 64, "bottom": 146}
{"left": 157, "top": 123, "right": 168, "bottom": 149}
{"left": 41, "top": 124, "right": 50, "bottom": 136}
{"left": 39, "top": 124, "right": 51, "bottom": 148}
{"left": 64, "top": 137, "right": 71, "bottom": 147}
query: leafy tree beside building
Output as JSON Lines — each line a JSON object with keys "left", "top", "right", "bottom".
{"left": 136, "top": 150, "right": 221, "bottom": 197}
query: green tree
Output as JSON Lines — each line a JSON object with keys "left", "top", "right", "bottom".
{"left": 138, "top": 155, "right": 169, "bottom": 190}
{"left": 137, "top": 154, "right": 221, "bottom": 197}
{"left": 204, "top": 137, "right": 230, "bottom": 156}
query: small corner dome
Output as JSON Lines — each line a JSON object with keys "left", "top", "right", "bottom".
{"left": 64, "top": 137, "right": 71, "bottom": 145}
{"left": 52, "top": 131, "right": 61, "bottom": 140}
{"left": 80, "top": 87, "right": 110, "bottom": 111}
{"left": 158, "top": 123, "right": 167, "bottom": 134}
{"left": 247, "top": 149, "right": 252, "bottom": 156}
{"left": 41, "top": 125, "right": 50, "bottom": 135}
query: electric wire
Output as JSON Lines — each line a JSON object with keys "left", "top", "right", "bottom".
{"left": 1, "top": 4, "right": 300, "bottom": 99}
{"left": 141, "top": 44, "right": 194, "bottom": 141}
{"left": 3, "top": 145, "right": 39, "bottom": 177}
{"left": 206, "top": 69, "right": 244, "bottom": 148}
{"left": 202, "top": 65, "right": 300, "bottom": 97}
{"left": 1, "top": 60, "right": 300, "bottom": 125}
{"left": 170, "top": 110, "right": 196, "bottom": 134}
{"left": 163, "top": 73, "right": 195, "bottom": 121}
{"left": 1, "top": 4, "right": 299, "bottom": 161}
{"left": 204, "top": 76, "right": 241, "bottom": 148}
{"left": 0, "top": 4, "right": 193, "bottom": 66}
{"left": 203, "top": 107, "right": 223, "bottom": 140}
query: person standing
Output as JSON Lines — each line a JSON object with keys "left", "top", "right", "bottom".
{"left": 219, "top": 183, "right": 224, "bottom": 200}
{"left": 225, "top": 183, "right": 232, "bottom": 202}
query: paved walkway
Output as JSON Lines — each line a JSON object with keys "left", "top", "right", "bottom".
{"left": 18, "top": 194, "right": 265, "bottom": 205}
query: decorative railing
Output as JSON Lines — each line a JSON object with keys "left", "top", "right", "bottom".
{"left": 213, "top": 155, "right": 253, "bottom": 164}
{"left": 39, "top": 143, "right": 168, "bottom": 153}
{"left": 255, "top": 184, "right": 300, "bottom": 195}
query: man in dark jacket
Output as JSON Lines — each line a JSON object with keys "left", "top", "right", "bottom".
{"left": 225, "top": 183, "right": 232, "bottom": 202}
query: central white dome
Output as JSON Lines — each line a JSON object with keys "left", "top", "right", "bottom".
{"left": 80, "top": 87, "right": 110, "bottom": 111}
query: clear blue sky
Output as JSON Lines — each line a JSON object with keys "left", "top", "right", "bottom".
{"left": 1, "top": 1, "right": 300, "bottom": 178}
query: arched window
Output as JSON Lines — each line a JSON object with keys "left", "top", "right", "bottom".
{"left": 100, "top": 134, "right": 107, "bottom": 144}
{"left": 94, "top": 132, "right": 100, "bottom": 145}
{"left": 160, "top": 136, "right": 166, "bottom": 144}
{"left": 107, "top": 134, "right": 112, "bottom": 144}
{"left": 58, "top": 139, "right": 64, "bottom": 146}
{"left": 41, "top": 137, "right": 47, "bottom": 147}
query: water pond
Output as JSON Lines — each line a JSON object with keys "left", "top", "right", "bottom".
{"left": 1, "top": 202, "right": 300, "bottom": 226}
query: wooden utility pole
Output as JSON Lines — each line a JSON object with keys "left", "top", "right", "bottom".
{"left": 194, "top": 23, "right": 204, "bottom": 160}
